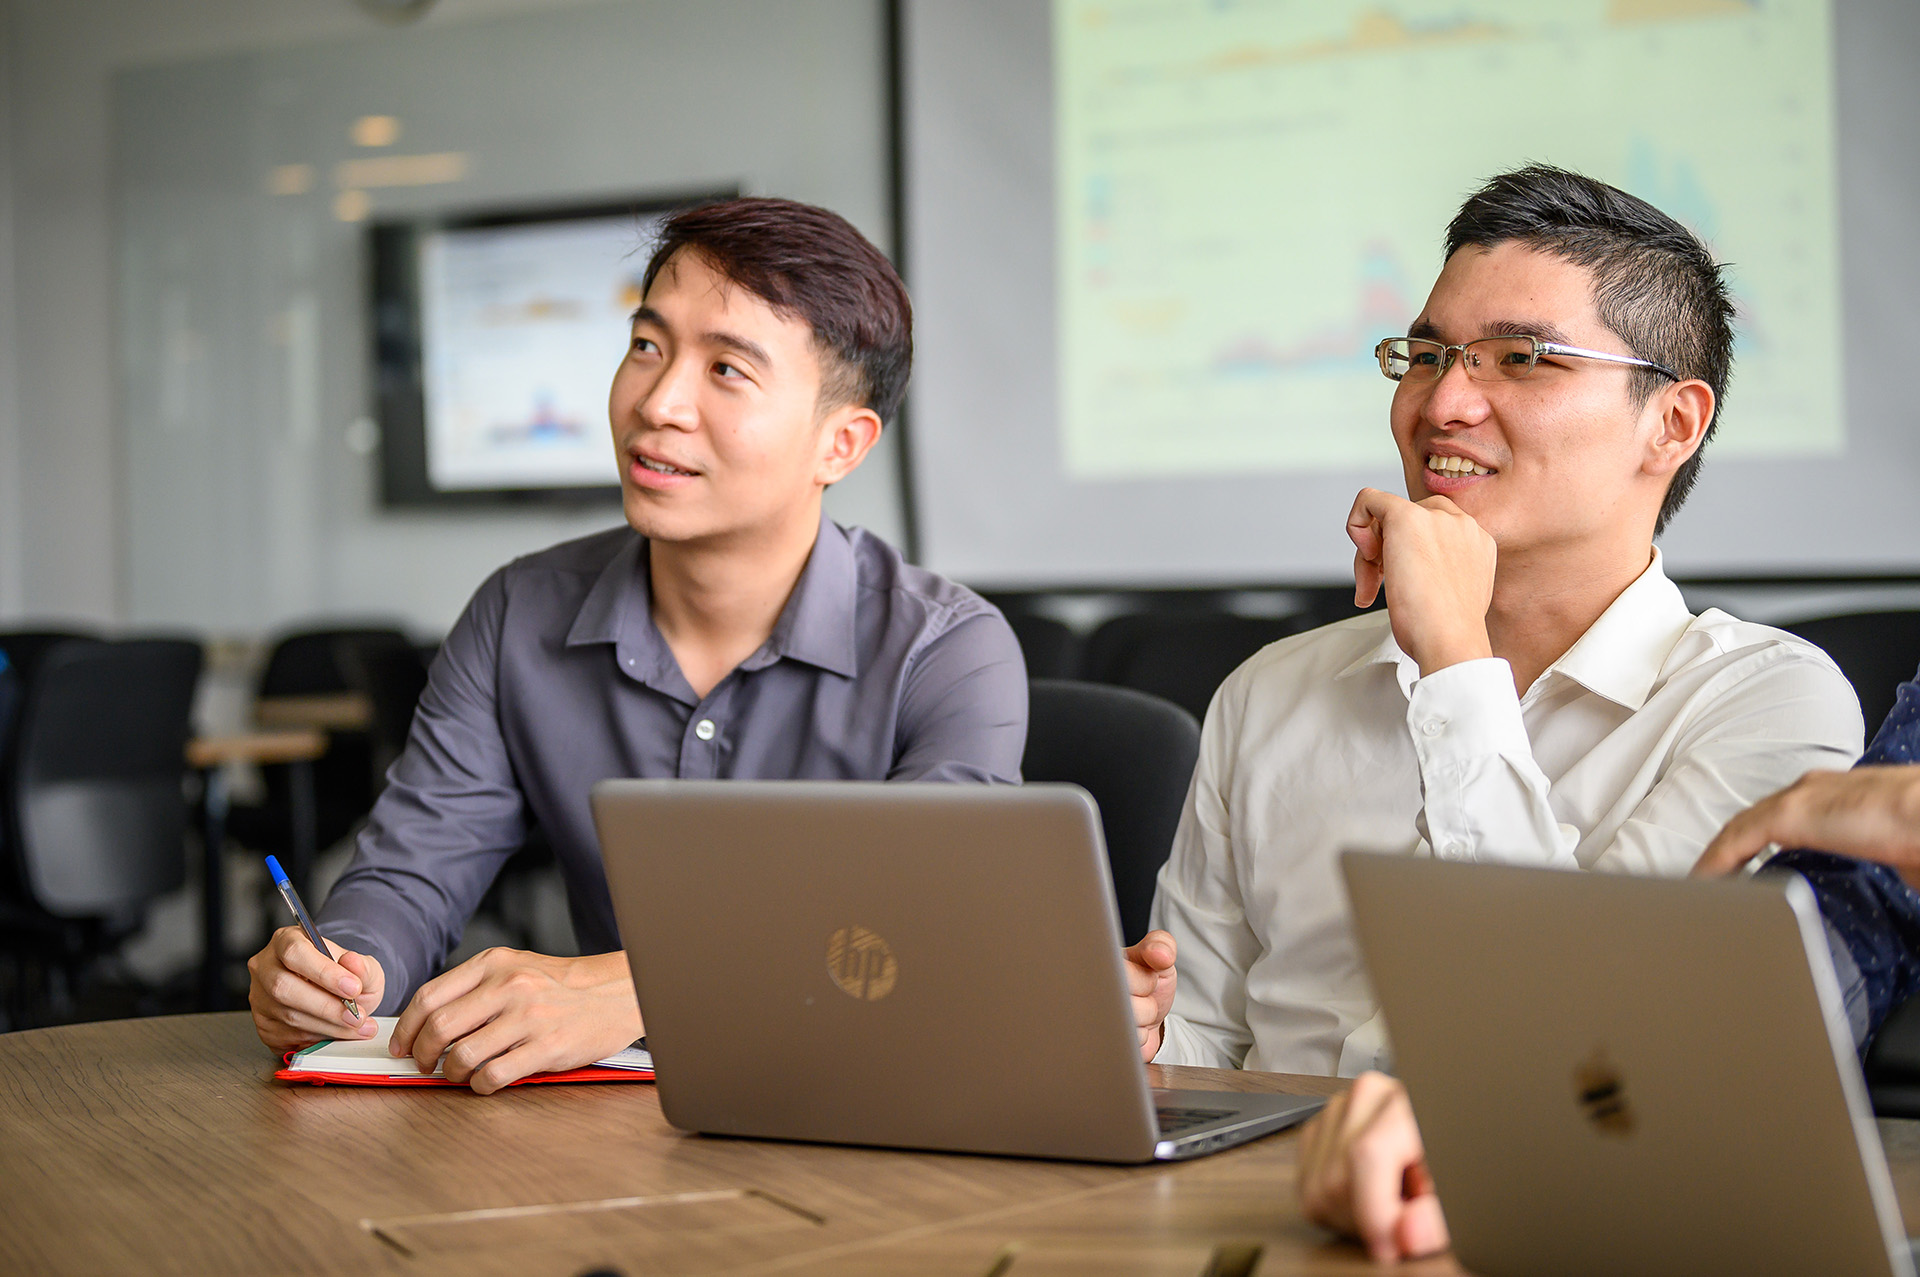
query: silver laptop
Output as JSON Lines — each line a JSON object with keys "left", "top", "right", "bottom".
{"left": 1341, "top": 851, "right": 1915, "bottom": 1277}
{"left": 591, "top": 780, "right": 1322, "bottom": 1163}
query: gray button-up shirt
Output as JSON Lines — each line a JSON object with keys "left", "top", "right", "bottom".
{"left": 317, "top": 515, "right": 1027, "bottom": 1006}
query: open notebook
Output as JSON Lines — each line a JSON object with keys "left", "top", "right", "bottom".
{"left": 275, "top": 1017, "right": 654, "bottom": 1086}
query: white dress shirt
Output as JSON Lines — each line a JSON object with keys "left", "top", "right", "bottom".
{"left": 1150, "top": 550, "right": 1863, "bottom": 1076}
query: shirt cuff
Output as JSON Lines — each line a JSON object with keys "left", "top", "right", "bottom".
{"left": 1407, "top": 657, "right": 1530, "bottom": 861}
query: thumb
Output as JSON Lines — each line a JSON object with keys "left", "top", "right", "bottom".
{"left": 1134, "top": 930, "right": 1177, "bottom": 971}
{"left": 1395, "top": 1192, "right": 1450, "bottom": 1259}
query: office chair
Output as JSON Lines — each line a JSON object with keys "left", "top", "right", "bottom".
{"left": 0, "top": 638, "right": 203, "bottom": 1027}
{"left": 1083, "top": 611, "right": 1308, "bottom": 723}
{"left": 224, "top": 625, "right": 412, "bottom": 862}
{"left": 1779, "top": 611, "right": 1920, "bottom": 740}
{"left": 335, "top": 632, "right": 431, "bottom": 787}
{"left": 1002, "top": 613, "right": 1081, "bottom": 680}
{"left": 1022, "top": 679, "right": 1200, "bottom": 944}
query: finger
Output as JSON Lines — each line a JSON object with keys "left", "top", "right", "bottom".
{"left": 1693, "top": 807, "right": 1774, "bottom": 877}
{"left": 335, "top": 951, "right": 386, "bottom": 1017}
{"left": 391, "top": 959, "right": 489, "bottom": 1058}
{"left": 437, "top": 1016, "right": 526, "bottom": 1088}
{"left": 1348, "top": 1093, "right": 1426, "bottom": 1261}
{"left": 465, "top": 1040, "right": 556, "bottom": 1096}
{"left": 1353, "top": 547, "right": 1382, "bottom": 609}
{"left": 252, "top": 945, "right": 369, "bottom": 1038}
{"left": 274, "top": 926, "right": 363, "bottom": 1002}
{"left": 1130, "top": 931, "right": 1177, "bottom": 971}
{"left": 402, "top": 987, "right": 499, "bottom": 1073}
{"left": 1395, "top": 1191, "right": 1451, "bottom": 1260}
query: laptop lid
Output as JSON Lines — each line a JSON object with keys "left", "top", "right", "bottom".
{"left": 1341, "top": 851, "right": 1913, "bottom": 1277}
{"left": 592, "top": 779, "right": 1318, "bottom": 1163}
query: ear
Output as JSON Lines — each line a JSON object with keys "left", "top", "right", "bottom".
{"left": 1642, "top": 379, "right": 1714, "bottom": 480}
{"left": 813, "top": 403, "right": 883, "bottom": 487}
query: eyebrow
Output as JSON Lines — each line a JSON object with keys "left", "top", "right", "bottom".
{"left": 1406, "top": 316, "right": 1577, "bottom": 346}
{"left": 629, "top": 306, "right": 774, "bottom": 368}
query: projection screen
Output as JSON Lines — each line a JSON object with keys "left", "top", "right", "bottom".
{"left": 902, "top": 0, "right": 1920, "bottom": 587}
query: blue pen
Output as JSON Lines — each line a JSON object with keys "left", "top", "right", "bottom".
{"left": 265, "top": 855, "right": 363, "bottom": 1020}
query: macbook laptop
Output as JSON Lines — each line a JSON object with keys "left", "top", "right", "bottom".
{"left": 1341, "top": 851, "right": 1916, "bottom": 1277}
{"left": 591, "top": 779, "right": 1322, "bottom": 1163}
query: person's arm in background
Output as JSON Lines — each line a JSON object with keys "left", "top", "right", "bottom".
{"left": 249, "top": 568, "right": 528, "bottom": 1052}
{"left": 1297, "top": 1072, "right": 1450, "bottom": 1263}
{"left": 1694, "top": 670, "right": 1920, "bottom": 1048}
{"left": 887, "top": 609, "right": 1029, "bottom": 783}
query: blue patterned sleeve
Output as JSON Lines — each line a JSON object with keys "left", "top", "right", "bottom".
{"left": 1767, "top": 670, "right": 1920, "bottom": 1053}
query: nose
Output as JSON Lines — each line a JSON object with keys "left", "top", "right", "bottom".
{"left": 637, "top": 353, "right": 702, "bottom": 432}
{"left": 1416, "top": 353, "right": 1491, "bottom": 432}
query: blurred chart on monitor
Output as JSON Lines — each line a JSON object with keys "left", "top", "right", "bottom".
{"left": 1055, "top": 0, "right": 1841, "bottom": 481}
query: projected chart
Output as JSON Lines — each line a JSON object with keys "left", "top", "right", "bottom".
{"left": 420, "top": 214, "right": 657, "bottom": 491}
{"left": 1055, "top": 0, "right": 1842, "bottom": 480}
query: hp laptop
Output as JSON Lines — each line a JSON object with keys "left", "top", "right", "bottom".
{"left": 1341, "top": 851, "right": 1916, "bottom": 1277}
{"left": 591, "top": 780, "right": 1322, "bottom": 1163}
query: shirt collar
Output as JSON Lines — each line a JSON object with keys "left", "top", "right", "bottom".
{"left": 742, "top": 512, "right": 860, "bottom": 679}
{"left": 1542, "top": 547, "right": 1693, "bottom": 711}
{"left": 565, "top": 512, "right": 860, "bottom": 681}
{"left": 1330, "top": 547, "right": 1693, "bottom": 711}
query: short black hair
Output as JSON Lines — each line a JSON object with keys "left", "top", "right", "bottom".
{"left": 1445, "top": 165, "right": 1734, "bottom": 535}
{"left": 640, "top": 197, "right": 913, "bottom": 425}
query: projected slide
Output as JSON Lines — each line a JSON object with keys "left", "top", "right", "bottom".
{"left": 420, "top": 214, "right": 659, "bottom": 491}
{"left": 1055, "top": 0, "right": 1842, "bottom": 481}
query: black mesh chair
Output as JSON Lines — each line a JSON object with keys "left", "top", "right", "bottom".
{"left": 225, "top": 626, "right": 411, "bottom": 860}
{"left": 1022, "top": 679, "right": 1200, "bottom": 944}
{"left": 1780, "top": 611, "right": 1920, "bottom": 739}
{"left": 1003, "top": 613, "right": 1081, "bottom": 680}
{"left": 1083, "top": 612, "right": 1308, "bottom": 723}
{"left": 0, "top": 638, "right": 203, "bottom": 1025}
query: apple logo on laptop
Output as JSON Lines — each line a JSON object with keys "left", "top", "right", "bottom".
{"left": 1574, "top": 1047, "right": 1634, "bottom": 1136}
{"left": 826, "top": 925, "right": 898, "bottom": 1001}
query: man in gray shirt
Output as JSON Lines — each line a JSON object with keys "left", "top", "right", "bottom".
{"left": 247, "top": 198, "right": 1027, "bottom": 1091}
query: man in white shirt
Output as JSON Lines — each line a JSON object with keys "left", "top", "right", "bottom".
{"left": 1126, "top": 165, "right": 1862, "bottom": 1076}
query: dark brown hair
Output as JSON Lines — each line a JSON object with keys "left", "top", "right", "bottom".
{"left": 640, "top": 197, "right": 913, "bottom": 423}
{"left": 1446, "top": 165, "right": 1735, "bottom": 535}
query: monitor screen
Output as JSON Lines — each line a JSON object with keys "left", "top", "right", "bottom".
{"left": 371, "top": 194, "right": 727, "bottom": 506}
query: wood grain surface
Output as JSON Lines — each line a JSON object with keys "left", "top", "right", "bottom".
{"left": 0, "top": 1013, "right": 1911, "bottom": 1276}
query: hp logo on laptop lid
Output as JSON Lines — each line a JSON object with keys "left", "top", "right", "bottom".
{"left": 827, "top": 925, "right": 898, "bottom": 1001}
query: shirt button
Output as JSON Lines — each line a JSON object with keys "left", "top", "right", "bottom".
{"left": 1421, "top": 719, "right": 1445, "bottom": 737}
{"left": 694, "top": 718, "right": 716, "bottom": 742}
{"left": 1443, "top": 840, "right": 1468, "bottom": 858}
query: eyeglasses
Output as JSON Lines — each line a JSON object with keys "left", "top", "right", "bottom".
{"left": 1374, "top": 335, "right": 1680, "bottom": 385}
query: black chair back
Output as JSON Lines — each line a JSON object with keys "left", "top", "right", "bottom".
{"left": 1083, "top": 612, "right": 1307, "bottom": 722}
{"left": 1003, "top": 614, "right": 1081, "bottom": 680}
{"left": 7, "top": 638, "right": 202, "bottom": 917}
{"left": 1780, "top": 611, "right": 1920, "bottom": 740}
{"left": 1022, "top": 679, "right": 1200, "bottom": 944}
{"left": 337, "top": 633, "right": 431, "bottom": 782}
{"left": 247, "top": 625, "right": 411, "bottom": 847}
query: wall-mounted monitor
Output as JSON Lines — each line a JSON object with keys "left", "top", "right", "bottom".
{"left": 369, "top": 192, "right": 731, "bottom": 506}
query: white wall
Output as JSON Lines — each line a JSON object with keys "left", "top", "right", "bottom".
{"left": 3, "top": 0, "right": 902, "bottom": 635}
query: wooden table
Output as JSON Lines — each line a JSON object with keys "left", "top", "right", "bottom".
{"left": 0, "top": 1014, "right": 1367, "bottom": 1276}
{"left": 187, "top": 730, "right": 328, "bottom": 1011}
{"left": 255, "top": 691, "right": 374, "bottom": 733}
{"left": 9, "top": 1015, "right": 1920, "bottom": 1276}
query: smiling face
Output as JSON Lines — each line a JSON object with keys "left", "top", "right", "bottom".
{"left": 608, "top": 248, "right": 878, "bottom": 550}
{"left": 1390, "top": 241, "right": 1686, "bottom": 560}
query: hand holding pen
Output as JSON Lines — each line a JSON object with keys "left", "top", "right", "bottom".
{"left": 248, "top": 856, "right": 386, "bottom": 1049}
